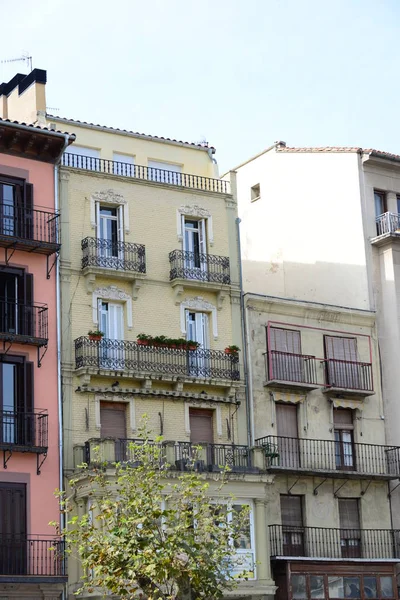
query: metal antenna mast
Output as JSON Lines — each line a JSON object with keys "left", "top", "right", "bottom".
{"left": 1, "top": 52, "right": 33, "bottom": 72}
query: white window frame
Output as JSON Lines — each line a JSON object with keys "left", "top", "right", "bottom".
{"left": 177, "top": 205, "right": 214, "bottom": 247}
{"left": 92, "top": 285, "right": 133, "bottom": 329}
{"left": 90, "top": 190, "right": 130, "bottom": 235}
{"left": 180, "top": 297, "right": 218, "bottom": 340}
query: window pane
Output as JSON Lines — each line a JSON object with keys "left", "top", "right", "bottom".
{"left": 232, "top": 505, "right": 251, "bottom": 549}
{"left": 292, "top": 574, "right": 307, "bottom": 599}
{"left": 344, "top": 577, "right": 360, "bottom": 598}
{"left": 311, "top": 575, "right": 325, "bottom": 599}
{"left": 329, "top": 576, "right": 344, "bottom": 598}
{"left": 363, "top": 577, "right": 377, "bottom": 599}
{"left": 380, "top": 576, "right": 394, "bottom": 598}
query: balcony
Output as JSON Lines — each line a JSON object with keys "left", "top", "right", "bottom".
{"left": 81, "top": 236, "right": 146, "bottom": 276}
{"left": 0, "top": 300, "right": 48, "bottom": 347}
{"left": 372, "top": 212, "right": 400, "bottom": 245}
{"left": 76, "top": 438, "right": 258, "bottom": 473}
{"left": 264, "top": 350, "right": 319, "bottom": 391}
{"left": 269, "top": 525, "right": 400, "bottom": 560}
{"left": 0, "top": 536, "right": 66, "bottom": 582}
{"left": 74, "top": 336, "right": 241, "bottom": 382}
{"left": 62, "top": 153, "right": 230, "bottom": 194}
{"left": 169, "top": 250, "right": 230, "bottom": 292}
{"left": 255, "top": 436, "right": 400, "bottom": 480}
{"left": 0, "top": 206, "right": 60, "bottom": 255}
{"left": 264, "top": 351, "right": 373, "bottom": 396}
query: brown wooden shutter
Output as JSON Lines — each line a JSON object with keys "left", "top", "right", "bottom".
{"left": 276, "top": 404, "right": 298, "bottom": 438}
{"left": 280, "top": 495, "right": 303, "bottom": 527}
{"left": 23, "top": 183, "right": 33, "bottom": 240}
{"left": 189, "top": 408, "right": 213, "bottom": 443}
{"left": 0, "top": 482, "right": 26, "bottom": 536}
{"left": 21, "top": 273, "right": 33, "bottom": 337}
{"left": 324, "top": 336, "right": 357, "bottom": 361}
{"left": 333, "top": 409, "right": 353, "bottom": 427}
{"left": 100, "top": 402, "right": 126, "bottom": 438}
{"left": 270, "top": 328, "right": 301, "bottom": 353}
{"left": 339, "top": 499, "right": 360, "bottom": 530}
{"left": 23, "top": 361, "right": 34, "bottom": 445}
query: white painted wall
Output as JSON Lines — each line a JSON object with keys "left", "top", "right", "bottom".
{"left": 236, "top": 150, "right": 371, "bottom": 309}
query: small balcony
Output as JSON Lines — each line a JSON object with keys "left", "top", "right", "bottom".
{"left": 169, "top": 250, "right": 230, "bottom": 289}
{"left": 0, "top": 410, "right": 48, "bottom": 453}
{"left": 264, "top": 350, "right": 319, "bottom": 391}
{"left": 269, "top": 525, "right": 400, "bottom": 560}
{"left": 255, "top": 435, "right": 400, "bottom": 480}
{"left": 62, "top": 153, "right": 230, "bottom": 194}
{"left": 76, "top": 438, "right": 258, "bottom": 473}
{"left": 372, "top": 212, "right": 400, "bottom": 245}
{"left": 74, "top": 336, "right": 241, "bottom": 382}
{"left": 0, "top": 300, "right": 48, "bottom": 347}
{"left": 0, "top": 206, "right": 60, "bottom": 255}
{"left": 81, "top": 237, "right": 146, "bottom": 274}
{"left": 324, "top": 358, "right": 373, "bottom": 395}
{"left": 0, "top": 535, "right": 66, "bottom": 582}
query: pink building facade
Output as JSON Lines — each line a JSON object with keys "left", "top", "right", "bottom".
{"left": 0, "top": 98, "right": 74, "bottom": 598}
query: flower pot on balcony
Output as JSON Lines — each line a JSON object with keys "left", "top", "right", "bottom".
{"left": 225, "top": 346, "right": 240, "bottom": 355}
{"left": 137, "top": 339, "right": 149, "bottom": 346}
{"left": 89, "top": 334, "right": 103, "bottom": 342}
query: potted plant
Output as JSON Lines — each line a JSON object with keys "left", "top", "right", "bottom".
{"left": 187, "top": 340, "right": 200, "bottom": 351}
{"left": 224, "top": 345, "right": 240, "bottom": 355}
{"left": 153, "top": 335, "right": 168, "bottom": 348}
{"left": 88, "top": 330, "right": 104, "bottom": 342}
{"left": 137, "top": 333, "right": 152, "bottom": 346}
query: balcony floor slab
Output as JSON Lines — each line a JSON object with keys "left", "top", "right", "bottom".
{"left": 264, "top": 379, "right": 319, "bottom": 392}
{"left": 323, "top": 387, "right": 374, "bottom": 397}
{"left": 267, "top": 465, "right": 399, "bottom": 480}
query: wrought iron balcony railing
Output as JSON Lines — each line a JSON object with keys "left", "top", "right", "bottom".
{"left": 375, "top": 212, "right": 400, "bottom": 237}
{"left": 255, "top": 435, "right": 400, "bottom": 479}
{"left": 0, "top": 536, "right": 66, "bottom": 578}
{"left": 79, "top": 438, "right": 255, "bottom": 473}
{"left": 325, "top": 358, "right": 373, "bottom": 391}
{"left": 0, "top": 299, "right": 48, "bottom": 346}
{"left": 0, "top": 410, "right": 48, "bottom": 452}
{"left": 169, "top": 250, "right": 230, "bottom": 284}
{"left": 269, "top": 525, "right": 400, "bottom": 560}
{"left": 75, "top": 336, "right": 241, "bottom": 380}
{"left": 81, "top": 237, "right": 146, "bottom": 273}
{"left": 0, "top": 204, "right": 60, "bottom": 254}
{"left": 265, "top": 350, "right": 318, "bottom": 386}
{"left": 62, "top": 153, "right": 230, "bottom": 194}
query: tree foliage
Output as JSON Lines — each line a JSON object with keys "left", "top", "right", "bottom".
{"left": 56, "top": 427, "right": 252, "bottom": 600}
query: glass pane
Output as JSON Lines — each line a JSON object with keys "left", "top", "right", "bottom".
{"left": 232, "top": 505, "right": 251, "bottom": 549}
{"left": 344, "top": 577, "right": 360, "bottom": 598}
{"left": 292, "top": 574, "right": 307, "bottom": 600}
{"left": 329, "top": 576, "right": 344, "bottom": 598}
{"left": 380, "top": 576, "right": 394, "bottom": 598}
{"left": 2, "top": 363, "right": 15, "bottom": 443}
{"left": 364, "top": 577, "right": 377, "bottom": 599}
{"left": 311, "top": 575, "right": 325, "bottom": 599}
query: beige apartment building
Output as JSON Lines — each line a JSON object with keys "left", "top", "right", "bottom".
{"left": 227, "top": 143, "right": 400, "bottom": 600}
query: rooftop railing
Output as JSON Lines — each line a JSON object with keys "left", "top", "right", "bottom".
{"left": 169, "top": 250, "right": 230, "bottom": 284}
{"left": 81, "top": 237, "right": 146, "bottom": 273}
{"left": 62, "top": 153, "right": 230, "bottom": 194}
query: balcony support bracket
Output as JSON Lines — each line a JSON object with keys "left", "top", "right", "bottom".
{"left": 37, "top": 452, "right": 47, "bottom": 475}
{"left": 313, "top": 478, "right": 328, "bottom": 495}
{"left": 3, "top": 449, "right": 12, "bottom": 469}
{"left": 37, "top": 345, "right": 48, "bottom": 368}
{"left": 287, "top": 477, "right": 300, "bottom": 494}
{"left": 2, "top": 340, "right": 12, "bottom": 356}
{"left": 4, "top": 245, "right": 16, "bottom": 266}
{"left": 46, "top": 252, "right": 59, "bottom": 280}
{"left": 361, "top": 479, "right": 373, "bottom": 496}
{"left": 388, "top": 480, "right": 400, "bottom": 498}
{"left": 334, "top": 479, "right": 349, "bottom": 497}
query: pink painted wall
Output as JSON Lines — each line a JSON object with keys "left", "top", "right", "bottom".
{"left": 0, "top": 153, "right": 60, "bottom": 536}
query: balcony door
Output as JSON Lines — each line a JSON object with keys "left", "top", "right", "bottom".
{"left": 0, "top": 358, "right": 33, "bottom": 447}
{"left": 186, "top": 311, "right": 208, "bottom": 376}
{"left": 339, "top": 498, "right": 361, "bottom": 558}
{"left": 189, "top": 408, "right": 213, "bottom": 468}
{"left": 324, "top": 336, "right": 360, "bottom": 389}
{"left": 100, "top": 401, "right": 127, "bottom": 461}
{"left": 0, "top": 178, "right": 33, "bottom": 240}
{"left": 1, "top": 269, "right": 33, "bottom": 337}
{"left": 98, "top": 301, "right": 124, "bottom": 369}
{"left": 276, "top": 403, "right": 300, "bottom": 468}
{"left": 0, "top": 482, "right": 27, "bottom": 575}
{"left": 183, "top": 217, "right": 207, "bottom": 277}
{"left": 280, "top": 494, "right": 304, "bottom": 556}
{"left": 334, "top": 409, "right": 355, "bottom": 471}
{"left": 269, "top": 327, "right": 303, "bottom": 382}
{"left": 97, "top": 204, "right": 123, "bottom": 269}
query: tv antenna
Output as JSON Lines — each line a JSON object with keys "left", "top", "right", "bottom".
{"left": 1, "top": 52, "right": 33, "bottom": 72}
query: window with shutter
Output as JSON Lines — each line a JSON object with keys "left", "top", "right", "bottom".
{"left": 269, "top": 327, "right": 303, "bottom": 382}
{"left": 339, "top": 498, "right": 361, "bottom": 558}
{"left": 100, "top": 402, "right": 127, "bottom": 438}
{"left": 189, "top": 408, "right": 214, "bottom": 444}
{"left": 276, "top": 404, "right": 300, "bottom": 467}
{"left": 334, "top": 409, "right": 355, "bottom": 471}
{"left": 0, "top": 356, "right": 34, "bottom": 447}
{"left": 324, "top": 336, "right": 360, "bottom": 389}
{"left": 0, "top": 268, "right": 33, "bottom": 337}
{"left": 280, "top": 495, "right": 304, "bottom": 556}
{"left": 148, "top": 160, "right": 182, "bottom": 185}
{"left": 0, "top": 482, "right": 27, "bottom": 575}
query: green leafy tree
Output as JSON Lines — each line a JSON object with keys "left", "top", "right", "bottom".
{"left": 55, "top": 427, "right": 252, "bottom": 600}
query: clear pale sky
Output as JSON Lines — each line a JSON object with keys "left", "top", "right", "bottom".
{"left": 2, "top": 0, "right": 400, "bottom": 173}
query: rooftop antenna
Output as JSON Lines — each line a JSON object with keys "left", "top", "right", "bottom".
{"left": 1, "top": 52, "right": 33, "bottom": 73}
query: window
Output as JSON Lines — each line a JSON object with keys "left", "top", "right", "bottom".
{"left": 280, "top": 494, "right": 304, "bottom": 555}
{"left": 100, "top": 401, "right": 127, "bottom": 460}
{"left": 64, "top": 145, "right": 100, "bottom": 170}
{"left": 268, "top": 327, "right": 304, "bottom": 382}
{"left": 397, "top": 195, "right": 400, "bottom": 215}
{"left": 0, "top": 176, "right": 33, "bottom": 240}
{"left": 338, "top": 498, "right": 361, "bottom": 558}
{"left": 250, "top": 183, "right": 261, "bottom": 202}
{"left": 148, "top": 160, "right": 182, "bottom": 185}
{"left": 0, "top": 268, "right": 33, "bottom": 337}
{"left": 96, "top": 204, "right": 124, "bottom": 268}
{"left": 189, "top": 408, "right": 213, "bottom": 444}
{"left": 113, "top": 152, "right": 135, "bottom": 177}
{"left": 276, "top": 403, "right": 300, "bottom": 468}
{"left": 0, "top": 356, "right": 34, "bottom": 445}
{"left": 182, "top": 217, "right": 207, "bottom": 275}
{"left": 0, "top": 483, "right": 27, "bottom": 575}
{"left": 324, "top": 336, "right": 361, "bottom": 390}
{"left": 334, "top": 409, "right": 355, "bottom": 471}
{"left": 374, "top": 191, "right": 386, "bottom": 218}
{"left": 98, "top": 301, "right": 125, "bottom": 369}
{"left": 288, "top": 573, "right": 396, "bottom": 600}
{"left": 228, "top": 503, "right": 255, "bottom": 579}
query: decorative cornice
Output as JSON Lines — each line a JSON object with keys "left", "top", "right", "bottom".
{"left": 178, "top": 204, "right": 211, "bottom": 218}
{"left": 92, "top": 189, "right": 126, "bottom": 205}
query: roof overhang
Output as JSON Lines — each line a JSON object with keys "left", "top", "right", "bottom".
{"left": 0, "top": 120, "right": 75, "bottom": 163}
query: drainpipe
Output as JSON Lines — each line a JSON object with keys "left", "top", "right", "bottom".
{"left": 235, "top": 218, "right": 252, "bottom": 447}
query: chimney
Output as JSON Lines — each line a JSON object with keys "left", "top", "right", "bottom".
{"left": 0, "top": 69, "right": 47, "bottom": 125}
